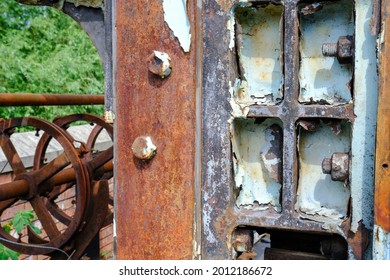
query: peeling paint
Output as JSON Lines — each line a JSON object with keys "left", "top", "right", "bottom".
{"left": 232, "top": 118, "right": 282, "bottom": 211}
{"left": 234, "top": 4, "right": 283, "bottom": 104}
{"left": 373, "top": 225, "right": 390, "bottom": 260}
{"left": 296, "top": 120, "right": 351, "bottom": 221}
{"left": 298, "top": 0, "right": 354, "bottom": 105}
{"left": 351, "top": 1, "right": 378, "bottom": 236}
{"left": 229, "top": 80, "right": 250, "bottom": 119}
{"left": 104, "top": 110, "right": 115, "bottom": 124}
{"left": 163, "top": 0, "right": 191, "bottom": 52}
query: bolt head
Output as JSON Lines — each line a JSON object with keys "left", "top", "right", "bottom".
{"left": 233, "top": 229, "right": 253, "bottom": 253}
{"left": 147, "top": 51, "right": 172, "bottom": 78}
{"left": 132, "top": 136, "right": 157, "bottom": 160}
{"left": 322, "top": 158, "right": 332, "bottom": 174}
{"left": 336, "top": 36, "right": 353, "bottom": 64}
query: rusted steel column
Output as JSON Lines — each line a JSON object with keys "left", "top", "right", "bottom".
{"left": 375, "top": 0, "right": 390, "bottom": 236}
{"left": 0, "top": 93, "right": 104, "bottom": 106}
{"left": 114, "top": 1, "right": 197, "bottom": 259}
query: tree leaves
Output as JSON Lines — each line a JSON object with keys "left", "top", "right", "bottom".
{"left": 0, "top": 210, "right": 42, "bottom": 260}
{"left": 12, "top": 210, "right": 41, "bottom": 235}
{"left": 0, "top": 243, "right": 20, "bottom": 260}
{"left": 0, "top": 0, "right": 104, "bottom": 121}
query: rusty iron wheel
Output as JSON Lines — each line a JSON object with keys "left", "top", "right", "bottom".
{"left": 34, "top": 114, "right": 114, "bottom": 230}
{"left": 0, "top": 117, "right": 89, "bottom": 255}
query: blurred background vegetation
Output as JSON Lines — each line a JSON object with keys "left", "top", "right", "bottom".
{"left": 0, "top": 0, "right": 104, "bottom": 121}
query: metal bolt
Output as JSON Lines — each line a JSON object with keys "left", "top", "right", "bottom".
{"left": 322, "top": 153, "right": 350, "bottom": 182}
{"left": 322, "top": 36, "right": 354, "bottom": 64}
{"left": 132, "top": 136, "right": 157, "bottom": 160}
{"left": 233, "top": 228, "right": 253, "bottom": 253}
{"left": 322, "top": 158, "right": 332, "bottom": 174}
{"left": 322, "top": 43, "right": 338, "bottom": 57}
{"left": 147, "top": 51, "right": 172, "bottom": 78}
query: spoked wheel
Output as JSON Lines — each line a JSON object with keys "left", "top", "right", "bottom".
{"left": 0, "top": 117, "right": 89, "bottom": 255}
{"left": 34, "top": 114, "right": 113, "bottom": 231}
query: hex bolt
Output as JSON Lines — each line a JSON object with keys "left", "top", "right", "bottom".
{"left": 322, "top": 158, "right": 332, "bottom": 174}
{"left": 131, "top": 136, "right": 157, "bottom": 160}
{"left": 233, "top": 228, "right": 253, "bottom": 253}
{"left": 322, "top": 43, "right": 338, "bottom": 57}
{"left": 321, "top": 153, "right": 350, "bottom": 182}
{"left": 147, "top": 51, "right": 172, "bottom": 78}
{"left": 322, "top": 35, "right": 354, "bottom": 64}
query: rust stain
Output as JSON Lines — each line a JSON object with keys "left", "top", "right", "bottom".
{"left": 342, "top": 219, "right": 369, "bottom": 260}
{"left": 114, "top": 1, "right": 197, "bottom": 259}
{"left": 375, "top": 0, "right": 390, "bottom": 233}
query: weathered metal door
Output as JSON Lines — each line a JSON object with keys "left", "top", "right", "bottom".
{"left": 113, "top": 0, "right": 388, "bottom": 259}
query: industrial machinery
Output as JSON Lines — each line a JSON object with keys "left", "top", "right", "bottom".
{"left": 1, "top": 0, "right": 390, "bottom": 260}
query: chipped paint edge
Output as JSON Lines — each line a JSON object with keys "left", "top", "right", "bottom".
{"left": 163, "top": 0, "right": 191, "bottom": 52}
{"left": 351, "top": 1, "right": 378, "bottom": 237}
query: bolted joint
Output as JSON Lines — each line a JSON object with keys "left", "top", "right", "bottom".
{"left": 322, "top": 152, "right": 350, "bottom": 182}
{"left": 322, "top": 35, "right": 354, "bottom": 64}
{"left": 131, "top": 136, "right": 157, "bottom": 160}
{"left": 147, "top": 51, "right": 172, "bottom": 78}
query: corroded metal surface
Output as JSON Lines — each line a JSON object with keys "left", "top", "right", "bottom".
{"left": 114, "top": 1, "right": 197, "bottom": 259}
{"left": 0, "top": 117, "right": 88, "bottom": 255}
{"left": 202, "top": 0, "right": 375, "bottom": 260}
{"left": 0, "top": 115, "right": 113, "bottom": 257}
{"left": 375, "top": 0, "right": 390, "bottom": 234}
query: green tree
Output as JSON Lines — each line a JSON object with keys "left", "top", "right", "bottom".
{"left": 0, "top": 0, "right": 104, "bottom": 121}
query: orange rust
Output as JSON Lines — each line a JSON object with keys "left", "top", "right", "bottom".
{"left": 114, "top": 2, "right": 196, "bottom": 259}
{"left": 342, "top": 219, "right": 369, "bottom": 260}
{"left": 375, "top": 0, "right": 390, "bottom": 233}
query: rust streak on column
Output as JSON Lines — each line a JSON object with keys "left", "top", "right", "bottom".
{"left": 115, "top": 1, "right": 197, "bottom": 259}
{"left": 375, "top": 0, "right": 390, "bottom": 233}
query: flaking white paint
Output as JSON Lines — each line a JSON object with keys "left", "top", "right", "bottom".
{"left": 232, "top": 118, "right": 282, "bottom": 211}
{"left": 163, "top": 0, "right": 191, "bottom": 52}
{"left": 296, "top": 121, "right": 351, "bottom": 221}
{"left": 299, "top": 0, "right": 354, "bottom": 104}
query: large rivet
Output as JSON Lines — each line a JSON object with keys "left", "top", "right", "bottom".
{"left": 132, "top": 136, "right": 157, "bottom": 160}
{"left": 147, "top": 51, "right": 172, "bottom": 78}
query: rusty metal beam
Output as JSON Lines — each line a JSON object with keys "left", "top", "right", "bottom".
{"left": 114, "top": 1, "right": 197, "bottom": 259}
{"left": 375, "top": 0, "right": 390, "bottom": 233}
{"left": 0, "top": 93, "right": 104, "bottom": 106}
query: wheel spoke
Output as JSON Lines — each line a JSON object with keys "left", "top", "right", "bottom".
{"left": 0, "top": 134, "right": 26, "bottom": 174}
{"left": 46, "top": 200, "right": 72, "bottom": 226}
{"left": 30, "top": 197, "right": 60, "bottom": 240}
{"left": 0, "top": 198, "right": 18, "bottom": 214}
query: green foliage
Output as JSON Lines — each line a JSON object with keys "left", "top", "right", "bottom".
{"left": 0, "top": 243, "right": 20, "bottom": 260}
{"left": 0, "top": 0, "right": 104, "bottom": 121}
{"left": 0, "top": 209, "right": 41, "bottom": 260}
{"left": 11, "top": 209, "right": 41, "bottom": 235}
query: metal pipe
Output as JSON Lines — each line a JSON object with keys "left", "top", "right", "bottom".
{"left": 0, "top": 93, "right": 104, "bottom": 106}
{"left": 0, "top": 179, "right": 30, "bottom": 201}
{"left": 0, "top": 160, "right": 113, "bottom": 201}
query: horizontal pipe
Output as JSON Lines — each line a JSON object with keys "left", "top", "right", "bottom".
{"left": 0, "top": 93, "right": 104, "bottom": 106}
{"left": 0, "top": 161, "right": 113, "bottom": 201}
{"left": 0, "top": 179, "right": 30, "bottom": 201}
